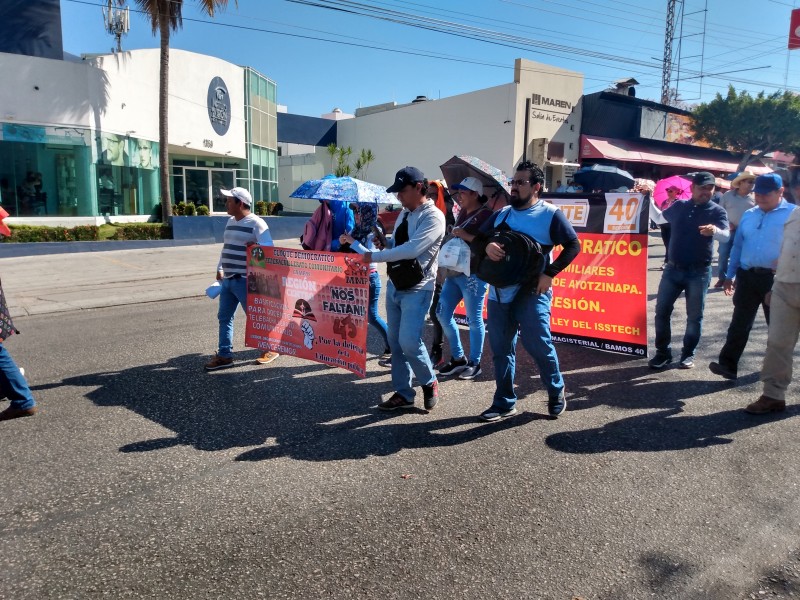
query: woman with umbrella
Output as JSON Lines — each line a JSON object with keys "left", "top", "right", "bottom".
{"left": 339, "top": 203, "right": 391, "bottom": 361}
{"left": 653, "top": 176, "right": 692, "bottom": 269}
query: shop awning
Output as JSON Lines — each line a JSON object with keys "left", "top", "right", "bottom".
{"left": 580, "top": 134, "right": 772, "bottom": 174}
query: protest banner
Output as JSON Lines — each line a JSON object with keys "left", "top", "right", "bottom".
{"left": 547, "top": 192, "right": 649, "bottom": 356}
{"left": 244, "top": 246, "right": 369, "bottom": 377}
{"left": 454, "top": 193, "right": 649, "bottom": 356}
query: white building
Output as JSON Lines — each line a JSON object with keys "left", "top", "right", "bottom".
{"left": 279, "top": 59, "right": 583, "bottom": 212}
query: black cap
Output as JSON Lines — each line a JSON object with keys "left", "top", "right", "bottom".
{"left": 386, "top": 166, "right": 425, "bottom": 193}
{"left": 692, "top": 171, "right": 716, "bottom": 186}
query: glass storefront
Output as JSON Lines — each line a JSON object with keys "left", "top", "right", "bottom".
{"left": 170, "top": 156, "right": 246, "bottom": 213}
{"left": 244, "top": 68, "right": 278, "bottom": 203}
{"left": 0, "top": 123, "right": 159, "bottom": 218}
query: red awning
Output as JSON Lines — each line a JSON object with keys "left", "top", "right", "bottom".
{"left": 580, "top": 135, "right": 772, "bottom": 174}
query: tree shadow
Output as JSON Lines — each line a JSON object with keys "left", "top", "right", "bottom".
{"left": 36, "top": 352, "right": 538, "bottom": 461}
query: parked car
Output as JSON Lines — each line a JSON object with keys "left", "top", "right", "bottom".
{"left": 376, "top": 203, "right": 402, "bottom": 234}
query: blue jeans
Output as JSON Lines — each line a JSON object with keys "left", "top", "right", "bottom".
{"left": 217, "top": 276, "right": 248, "bottom": 358}
{"left": 368, "top": 271, "right": 389, "bottom": 350}
{"left": 0, "top": 344, "right": 35, "bottom": 410}
{"left": 717, "top": 237, "right": 733, "bottom": 279}
{"left": 436, "top": 273, "right": 487, "bottom": 364}
{"left": 654, "top": 264, "right": 712, "bottom": 359}
{"left": 386, "top": 282, "right": 435, "bottom": 400}
{"left": 487, "top": 290, "right": 564, "bottom": 411}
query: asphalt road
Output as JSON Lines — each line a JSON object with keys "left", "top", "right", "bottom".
{"left": 2, "top": 236, "right": 800, "bottom": 599}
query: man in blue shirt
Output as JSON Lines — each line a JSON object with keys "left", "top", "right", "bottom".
{"left": 709, "top": 173, "right": 796, "bottom": 380}
{"left": 649, "top": 172, "right": 730, "bottom": 370}
{"left": 473, "top": 161, "right": 580, "bottom": 421}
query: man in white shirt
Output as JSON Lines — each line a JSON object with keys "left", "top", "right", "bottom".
{"left": 204, "top": 187, "right": 277, "bottom": 371}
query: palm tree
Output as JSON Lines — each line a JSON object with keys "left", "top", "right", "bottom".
{"left": 125, "top": 0, "right": 236, "bottom": 219}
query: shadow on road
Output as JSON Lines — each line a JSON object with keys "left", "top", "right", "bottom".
{"left": 35, "top": 352, "right": 541, "bottom": 461}
{"left": 546, "top": 402, "right": 800, "bottom": 454}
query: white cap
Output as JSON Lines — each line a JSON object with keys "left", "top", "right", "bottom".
{"left": 452, "top": 176, "right": 484, "bottom": 196}
{"left": 220, "top": 187, "right": 252, "bottom": 206}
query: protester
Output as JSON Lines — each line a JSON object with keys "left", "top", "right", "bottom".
{"left": 472, "top": 161, "right": 580, "bottom": 421}
{"left": 715, "top": 172, "right": 756, "bottom": 287}
{"left": 745, "top": 207, "right": 800, "bottom": 414}
{"left": 425, "top": 180, "right": 454, "bottom": 369}
{"left": 339, "top": 203, "right": 391, "bottom": 360}
{"left": 0, "top": 280, "right": 37, "bottom": 421}
{"left": 648, "top": 172, "right": 729, "bottom": 370}
{"left": 709, "top": 173, "right": 795, "bottom": 380}
{"left": 360, "top": 167, "right": 445, "bottom": 411}
{"left": 204, "top": 187, "right": 278, "bottom": 371}
{"left": 435, "top": 177, "right": 493, "bottom": 380}
{"left": 555, "top": 180, "right": 567, "bottom": 193}
{"left": 657, "top": 185, "right": 681, "bottom": 269}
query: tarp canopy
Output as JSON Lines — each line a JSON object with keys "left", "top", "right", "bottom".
{"left": 580, "top": 134, "right": 772, "bottom": 174}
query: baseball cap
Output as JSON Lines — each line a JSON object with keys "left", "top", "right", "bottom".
{"left": 220, "top": 187, "right": 252, "bottom": 206}
{"left": 754, "top": 173, "right": 784, "bottom": 194}
{"left": 386, "top": 166, "right": 425, "bottom": 193}
{"left": 691, "top": 172, "right": 716, "bottom": 186}
{"left": 451, "top": 176, "right": 484, "bottom": 196}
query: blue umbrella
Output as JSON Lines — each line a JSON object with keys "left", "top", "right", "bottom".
{"left": 289, "top": 176, "right": 399, "bottom": 206}
{"left": 573, "top": 164, "right": 635, "bottom": 192}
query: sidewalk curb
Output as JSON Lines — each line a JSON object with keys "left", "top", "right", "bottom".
{"left": 1, "top": 238, "right": 215, "bottom": 258}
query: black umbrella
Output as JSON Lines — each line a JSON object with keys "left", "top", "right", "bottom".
{"left": 573, "top": 164, "right": 635, "bottom": 192}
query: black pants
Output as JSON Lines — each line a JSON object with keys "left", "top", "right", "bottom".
{"left": 660, "top": 223, "right": 672, "bottom": 263}
{"left": 429, "top": 281, "right": 443, "bottom": 350}
{"left": 718, "top": 268, "right": 773, "bottom": 372}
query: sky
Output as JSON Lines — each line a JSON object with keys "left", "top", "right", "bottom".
{"left": 60, "top": 0, "right": 800, "bottom": 117}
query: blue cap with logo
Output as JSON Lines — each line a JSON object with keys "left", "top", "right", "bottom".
{"left": 386, "top": 166, "right": 425, "bottom": 193}
{"left": 754, "top": 173, "right": 784, "bottom": 194}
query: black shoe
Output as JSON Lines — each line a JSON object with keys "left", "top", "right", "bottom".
{"left": 648, "top": 354, "right": 672, "bottom": 369}
{"left": 458, "top": 361, "right": 482, "bottom": 380}
{"left": 438, "top": 356, "right": 468, "bottom": 376}
{"left": 422, "top": 380, "right": 440, "bottom": 411}
{"left": 709, "top": 361, "right": 737, "bottom": 380}
{"left": 548, "top": 391, "right": 567, "bottom": 417}
{"left": 479, "top": 406, "right": 518, "bottom": 422}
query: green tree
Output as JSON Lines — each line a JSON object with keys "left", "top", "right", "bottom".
{"left": 326, "top": 145, "right": 375, "bottom": 178}
{"left": 125, "top": 0, "right": 237, "bottom": 220}
{"left": 691, "top": 86, "right": 800, "bottom": 172}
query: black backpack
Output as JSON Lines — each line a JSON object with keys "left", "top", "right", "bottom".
{"left": 472, "top": 211, "right": 546, "bottom": 288}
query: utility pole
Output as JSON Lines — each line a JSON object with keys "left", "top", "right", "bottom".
{"left": 661, "top": 0, "right": 677, "bottom": 104}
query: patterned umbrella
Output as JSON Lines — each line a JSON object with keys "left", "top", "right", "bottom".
{"left": 440, "top": 155, "right": 511, "bottom": 210}
{"left": 653, "top": 175, "right": 692, "bottom": 208}
{"left": 289, "top": 176, "right": 400, "bottom": 206}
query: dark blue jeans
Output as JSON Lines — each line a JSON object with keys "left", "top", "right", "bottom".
{"left": 718, "top": 268, "right": 773, "bottom": 371}
{"left": 487, "top": 290, "right": 564, "bottom": 411}
{"left": 0, "top": 344, "right": 35, "bottom": 410}
{"left": 654, "top": 264, "right": 712, "bottom": 360}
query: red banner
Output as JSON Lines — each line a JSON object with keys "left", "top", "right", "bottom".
{"left": 455, "top": 193, "right": 649, "bottom": 356}
{"left": 790, "top": 8, "right": 800, "bottom": 50}
{"left": 244, "top": 246, "right": 369, "bottom": 377}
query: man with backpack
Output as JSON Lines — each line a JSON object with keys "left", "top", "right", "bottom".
{"left": 472, "top": 161, "right": 580, "bottom": 421}
{"left": 360, "top": 167, "right": 446, "bottom": 412}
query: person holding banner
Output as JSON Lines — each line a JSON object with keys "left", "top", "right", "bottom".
{"left": 339, "top": 203, "right": 391, "bottom": 361}
{"left": 474, "top": 161, "right": 580, "bottom": 421}
{"left": 435, "top": 177, "right": 493, "bottom": 381}
{"left": 360, "top": 167, "right": 446, "bottom": 412}
{"left": 204, "top": 187, "right": 278, "bottom": 371}
{"left": 648, "top": 172, "right": 729, "bottom": 370}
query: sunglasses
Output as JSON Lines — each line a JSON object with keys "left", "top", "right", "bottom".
{"left": 509, "top": 179, "right": 531, "bottom": 187}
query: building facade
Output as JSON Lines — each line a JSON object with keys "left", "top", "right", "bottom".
{"left": 0, "top": 43, "right": 277, "bottom": 224}
{"left": 278, "top": 59, "right": 583, "bottom": 212}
